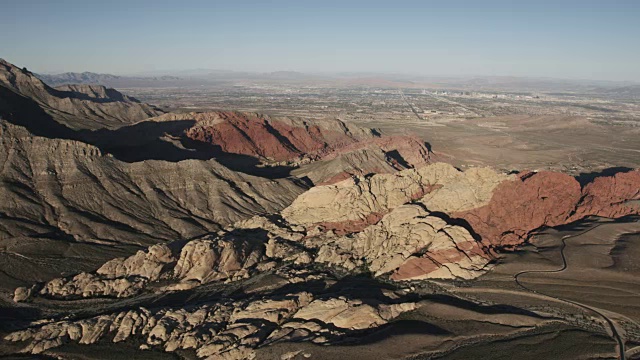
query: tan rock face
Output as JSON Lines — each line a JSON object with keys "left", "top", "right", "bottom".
{"left": 15, "top": 164, "right": 640, "bottom": 304}
{"left": 40, "top": 273, "right": 147, "bottom": 299}
{"left": 6, "top": 273, "right": 417, "bottom": 359}
{"left": 310, "top": 204, "right": 492, "bottom": 280}
{"left": 282, "top": 169, "right": 424, "bottom": 226}
{"left": 293, "top": 298, "right": 388, "bottom": 330}
{"left": 20, "top": 234, "right": 268, "bottom": 300}
{"left": 173, "top": 238, "right": 264, "bottom": 283}
{"left": 282, "top": 163, "right": 512, "bottom": 227}
{"left": 97, "top": 244, "right": 174, "bottom": 280}
{"left": 419, "top": 166, "right": 516, "bottom": 213}
{"left": 13, "top": 286, "right": 34, "bottom": 302}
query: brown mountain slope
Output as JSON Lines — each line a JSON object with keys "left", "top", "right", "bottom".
{"left": 0, "top": 59, "right": 162, "bottom": 130}
{"left": 0, "top": 60, "right": 431, "bottom": 292}
{"left": 152, "top": 111, "right": 431, "bottom": 184}
{"left": 0, "top": 121, "right": 307, "bottom": 290}
{"left": 7, "top": 163, "right": 639, "bottom": 360}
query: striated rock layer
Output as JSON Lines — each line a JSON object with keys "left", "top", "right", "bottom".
{"left": 7, "top": 270, "right": 420, "bottom": 360}
{"left": 454, "top": 170, "right": 640, "bottom": 248}
{"left": 154, "top": 111, "right": 432, "bottom": 184}
{"left": 0, "top": 59, "right": 162, "bottom": 130}
{"left": 12, "top": 163, "right": 640, "bottom": 304}
{"left": 0, "top": 121, "right": 307, "bottom": 288}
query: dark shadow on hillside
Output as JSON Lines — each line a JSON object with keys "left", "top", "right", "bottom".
{"left": 413, "top": 205, "right": 485, "bottom": 244}
{"left": 423, "top": 141, "right": 432, "bottom": 153}
{"left": 385, "top": 149, "right": 411, "bottom": 168}
{"left": 0, "top": 86, "right": 78, "bottom": 139}
{"left": 575, "top": 167, "right": 634, "bottom": 186}
{"left": 0, "top": 305, "right": 43, "bottom": 332}
{"left": 89, "top": 121, "right": 296, "bottom": 178}
{"left": 0, "top": 93, "right": 296, "bottom": 178}
{"left": 424, "top": 294, "right": 543, "bottom": 317}
{"left": 338, "top": 320, "right": 449, "bottom": 345}
{"left": 52, "top": 86, "right": 142, "bottom": 104}
{"left": 541, "top": 214, "right": 640, "bottom": 234}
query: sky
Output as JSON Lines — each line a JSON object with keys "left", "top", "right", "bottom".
{"left": 1, "top": 0, "right": 639, "bottom": 81}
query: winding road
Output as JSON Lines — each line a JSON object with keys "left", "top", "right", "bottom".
{"left": 514, "top": 225, "right": 627, "bottom": 360}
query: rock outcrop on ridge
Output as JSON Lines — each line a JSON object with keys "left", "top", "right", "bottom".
{"left": 54, "top": 84, "right": 141, "bottom": 103}
{"left": 454, "top": 170, "right": 640, "bottom": 248}
{"left": 12, "top": 163, "right": 640, "bottom": 305}
{"left": 153, "top": 111, "right": 432, "bottom": 184}
{"left": 0, "top": 58, "right": 433, "bottom": 291}
{"left": 0, "top": 59, "right": 162, "bottom": 130}
{"left": 0, "top": 121, "right": 307, "bottom": 289}
{"left": 36, "top": 72, "right": 124, "bottom": 87}
{"left": 36, "top": 71, "right": 182, "bottom": 88}
{"left": 7, "top": 270, "right": 421, "bottom": 359}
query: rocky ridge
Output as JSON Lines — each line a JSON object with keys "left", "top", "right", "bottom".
{"left": 7, "top": 269, "right": 420, "bottom": 360}
{"left": 0, "top": 59, "right": 162, "bottom": 130}
{"left": 155, "top": 111, "right": 431, "bottom": 184}
{"left": 454, "top": 170, "right": 640, "bottom": 248}
{"left": 15, "top": 163, "right": 639, "bottom": 305}
{"left": 0, "top": 58, "right": 435, "bottom": 293}
{"left": 9, "top": 163, "right": 502, "bottom": 303}
{"left": 8, "top": 162, "right": 640, "bottom": 359}
{"left": 0, "top": 121, "right": 307, "bottom": 289}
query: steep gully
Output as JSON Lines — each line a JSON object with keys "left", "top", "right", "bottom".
{"left": 514, "top": 224, "right": 626, "bottom": 359}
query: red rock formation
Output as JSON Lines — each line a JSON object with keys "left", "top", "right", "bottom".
{"left": 455, "top": 170, "right": 640, "bottom": 249}
{"left": 454, "top": 171, "right": 581, "bottom": 248}
{"left": 316, "top": 212, "right": 386, "bottom": 236}
{"left": 391, "top": 240, "right": 491, "bottom": 281}
{"left": 182, "top": 112, "right": 432, "bottom": 173}
{"left": 391, "top": 257, "right": 440, "bottom": 280}
{"left": 184, "top": 112, "right": 365, "bottom": 162}
{"left": 571, "top": 170, "right": 640, "bottom": 220}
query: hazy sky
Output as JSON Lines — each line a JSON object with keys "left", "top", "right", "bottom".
{"left": 2, "top": 0, "right": 639, "bottom": 81}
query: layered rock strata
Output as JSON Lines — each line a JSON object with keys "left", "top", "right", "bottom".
{"left": 0, "top": 59, "right": 162, "bottom": 129}
{"left": 7, "top": 270, "right": 418, "bottom": 359}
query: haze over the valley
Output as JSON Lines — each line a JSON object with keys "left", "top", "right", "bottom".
{"left": 3, "top": 0, "right": 640, "bottom": 81}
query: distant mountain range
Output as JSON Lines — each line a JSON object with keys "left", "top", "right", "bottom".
{"left": 36, "top": 71, "right": 122, "bottom": 86}
{"left": 34, "top": 68, "right": 640, "bottom": 97}
{"left": 36, "top": 71, "right": 183, "bottom": 87}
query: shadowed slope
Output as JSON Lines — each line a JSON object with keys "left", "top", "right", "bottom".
{"left": 0, "top": 59, "right": 162, "bottom": 130}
